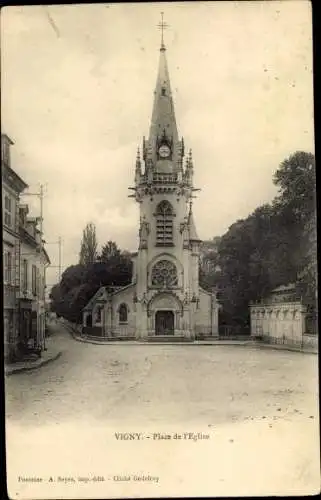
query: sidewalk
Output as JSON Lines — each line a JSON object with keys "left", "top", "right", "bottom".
{"left": 5, "top": 337, "right": 63, "bottom": 376}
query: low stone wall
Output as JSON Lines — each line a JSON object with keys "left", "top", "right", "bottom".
{"left": 303, "top": 334, "right": 318, "bottom": 350}
{"left": 259, "top": 333, "right": 318, "bottom": 352}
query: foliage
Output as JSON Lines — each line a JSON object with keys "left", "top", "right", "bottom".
{"left": 100, "top": 240, "right": 121, "bottom": 262}
{"left": 201, "top": 151, "right": 316, "bottom": 330}
{"left": 50, "top": 235, "right": 132, "bottom": 323}
{"left": 79, "top": 222, "right": 98, "bottom": 266}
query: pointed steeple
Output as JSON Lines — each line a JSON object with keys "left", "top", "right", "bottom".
{"left": 188, "top": 201, "right": 201, "bottom": 242}
{"left": 135, "top": 147, "right": 142, "bottom": 185}
{"left": 148, "top": 40, "right": 179, "bottom": 149}
{"left": 144, "top": 13, "right": 180, "bottom": 175}
{"left": 131, "top": 14, "right": 192, "bottom": 194}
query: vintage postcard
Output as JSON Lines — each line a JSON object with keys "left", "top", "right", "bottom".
{"left": 2, "top": 1, "right": 319, "bottom": 499}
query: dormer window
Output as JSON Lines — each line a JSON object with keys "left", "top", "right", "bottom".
{"left": 161, "top": 86, "right": 166, "bottom": 96}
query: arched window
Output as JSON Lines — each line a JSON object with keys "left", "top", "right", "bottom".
{"left": 119, "top": 303, "right": 128, "bottom": 323}
{"left": 155, "top": 201, "right": 174, "bottom": 246}
{"left": 151, "top": 260, "right": 178, "bottom": 288}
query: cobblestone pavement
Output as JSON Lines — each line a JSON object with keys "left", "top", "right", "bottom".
{"left": 5, "top": 323, "right": 320, "bottom": 498}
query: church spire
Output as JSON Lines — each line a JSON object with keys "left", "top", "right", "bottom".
{"left": 148, "top": 13, "right": 179, "bottom": 162}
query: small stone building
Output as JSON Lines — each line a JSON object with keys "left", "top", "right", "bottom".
{"left": 82, "top": 36, "right": 219, "bottom": 341}
{"left": 250, "top": 284, "right": 316, "bottom": 347}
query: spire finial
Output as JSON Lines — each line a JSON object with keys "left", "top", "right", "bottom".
{"left": 157, "top": 12, "right": 169, "bottom": 50}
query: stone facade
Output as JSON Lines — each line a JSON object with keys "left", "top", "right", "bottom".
{"left": 2, "top": 134, "right": 50, "bottom": 360}
{"left": 82, "top": 38, "right": 219, "bottom": 340}
{"left": 250, "top": 284, "right": 317, "bottom": 348}
{"left": 2, "top": 134, "right": 28, "bottom": 360}
{"left": 18, "top": 204, "right": 50, "bottom": 351}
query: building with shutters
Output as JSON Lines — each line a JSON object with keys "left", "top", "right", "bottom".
{"left": 2, "top": 134, "right": 28, "bottom": 360}
{"left": 2, "top": 134, "right": 50, "bottom": 361}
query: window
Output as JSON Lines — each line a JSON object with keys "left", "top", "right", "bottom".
{"left": 4, "top": 195, "right": 12, "bottom": 227}
{"left": 155, "top": 200, "right": 174, "bottom": 246}
{"left": 32, "top": 265, "right": 37, "bottom": 296}
{"left": 4, "top": 251, "right": 12, "bottom": 283}
{"left": 119, "top": 304, "right": 128, "bottom": 323}
{"left": 151, "top": 260, "right": 178, "bottom": 288}
{"left": 36, "top": 267, "right": 40, "bottom": 296}
{"left": 22, "top": 259, "right": 28, "bottom": 292}
{"left": 95, "top": 306, "right": 102, "bottom": 324}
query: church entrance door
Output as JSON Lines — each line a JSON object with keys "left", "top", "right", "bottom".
{"left": 155, "top": 310, "right": 174, "bottom": 335}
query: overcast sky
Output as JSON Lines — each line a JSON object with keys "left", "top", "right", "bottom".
{"left": 1, "top": 1, "right": 314, "bottom": 291}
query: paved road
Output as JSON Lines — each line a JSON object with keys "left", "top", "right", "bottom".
{"left": 5, "top": 323, "right": 320, "bottom": 498}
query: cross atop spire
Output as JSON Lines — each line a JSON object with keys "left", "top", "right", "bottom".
{"left": 157, "top": 12, "right": 169, "bottom": 51}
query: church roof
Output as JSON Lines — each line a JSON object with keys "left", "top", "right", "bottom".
{"left": 83, "top": 287, "right": 108, "bottom": 311}
{"left": 83, "top": 283, "right": 136, "bottom": 311}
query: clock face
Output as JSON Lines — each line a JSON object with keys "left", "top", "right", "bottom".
{"left": 158, "top": 144, "right": 171, "bottom": 158}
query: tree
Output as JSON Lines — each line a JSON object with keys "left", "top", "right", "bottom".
{"left": 100, "top": 240, "right": 121, "bottom": 262}
{"left": 200, "top": 151, "right": 317, "bottom": 330}
{"left": 273, "top": 151, "right": 316, "bottom": 308}
{"left": 273, "top": 151, "right": 315, "bottom": 225}
{"left": 50, "top": 237, "right": 133, "bottom": 324}
{"left": 199, "top": 237, "right": 221, "bottom": 291}
{"left": 49, "top": 284, "right": 64, "bottom": 317}
{"left": 60, "top": 264, "right": 86, "bottom": 294}
{"left": 79, "top": 222, "right": 98, "bottom": 266}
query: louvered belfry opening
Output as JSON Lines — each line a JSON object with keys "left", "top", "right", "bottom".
{"left": 155, "top": 200, "right": 174, "bottom": 246}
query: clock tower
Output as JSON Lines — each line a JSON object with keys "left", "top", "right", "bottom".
{"left": 127, "top": 16, "right": 219, "bottom": 339}
{"left": 83, "top": 15, "right": 219, "bottom": 340}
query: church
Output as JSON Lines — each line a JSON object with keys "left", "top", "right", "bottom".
{"left": 82, "top": 27, "right": 219, "bottom": 340}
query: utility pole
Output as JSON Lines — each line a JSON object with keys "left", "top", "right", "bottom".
{"left": 58, "top": 236, "right": 62, "bottom": 281}
{"left": 39, "top": 184, "right": 44, "bottom": 351}
{"left": 46, "top": 237, "right": 63, "bottom": 284}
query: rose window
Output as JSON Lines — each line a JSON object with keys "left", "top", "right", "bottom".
{"left": 151, "top": 260, "right": 178, "bottom": 288}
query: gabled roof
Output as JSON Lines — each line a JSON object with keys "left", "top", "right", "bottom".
{"left": 83, "top": 283, "right": 136, "bottom": 312}
{"left": 271, "top": 283, "right": 296, "bottom": 293}
{"left": 110, "top": 283, "right": 135, "bottom": 296}
{"left": 83, "top": 287, "right": 108, "bottom": 311}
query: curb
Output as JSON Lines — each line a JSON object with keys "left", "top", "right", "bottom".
{"left": 71, "top": 334, "right": 317, "bottom": 352}
{"left": 5, "top": 351, "right": 63, "bottom": 376}
{"left": 61, "top": 322, "right": 318, "bottom": 354}
{"left": 255, "top": 344, "right": 317, "bottom": 355}
{"left": 68, "top": 330, "right": 253, "bottom": 347}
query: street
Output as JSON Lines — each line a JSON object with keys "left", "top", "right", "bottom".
{"left": 5, "top": 323, "right": 320, "bottom": 498}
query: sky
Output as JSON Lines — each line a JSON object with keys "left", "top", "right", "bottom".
{"left": 1, "top": 1, "right": 314, "bottom": 292}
